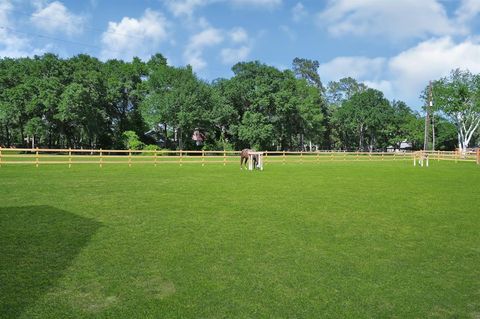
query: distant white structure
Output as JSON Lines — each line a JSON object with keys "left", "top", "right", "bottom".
{"left": 387, "top": 140, "right": 413, "bottom": 152}
{"left": 400, "top": 141, "right": 412, "bottom": 149}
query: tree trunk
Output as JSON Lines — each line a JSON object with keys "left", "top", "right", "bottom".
{"left": 359, "top": 123, "right": 364, "bottom": 151}
{"left": 20, "top": 124, "right": 25, "bottom": 147}
{"left": 5, "top": 124, "right": 11, "bottom": 147}
{"left": 455, "top": 112, "right": 480, "bottom": 156}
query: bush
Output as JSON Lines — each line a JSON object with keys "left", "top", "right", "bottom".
{"left": 122, "top": 131, "right": 144, "bottom": 150}
{"left": 143, "top": 144, "right": 160, "bottom": 151}
{"left": 141, "top": 144, "right": 162, "bottom": 156}
{"left": 202, "top": 138, "right": 234, "bottom": 151}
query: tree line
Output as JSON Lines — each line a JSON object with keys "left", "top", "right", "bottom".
{"left": 0, "top": 53, "right": 476, "bottom": 151}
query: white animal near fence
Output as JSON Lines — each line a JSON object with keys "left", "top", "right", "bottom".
{"left": 248, "top": 152, "right": 264, "bottom": 171}
{"left": 414, "top": 152, "right": 429, "bottom": 167}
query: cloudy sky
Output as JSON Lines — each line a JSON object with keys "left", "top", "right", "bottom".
{"left": 1, "top": 0, "right": 480, "bottom": 108}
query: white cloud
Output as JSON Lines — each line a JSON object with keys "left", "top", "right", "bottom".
{"left": 363, "top": 80, "right": 394, "bottom": 98}
{"left": 183, "top": 24, "right": 252, "bottom": 69}
{"left": 163, "top": 0, "right": 281, "bottom": 17}
{"left": 455, "top": 0, "right": 480, "bottom": 24}
{"left": 182, "top": 20, "right": 252, "bottom": 70}
{"left": 230, "top": 27, "right": 248, "bottom": 43}
{"left": 231, "top": 0, "right": 281, "bottom": 8}
{"left": 0, "top": 0, "right": 46, "bottom": 57}
{"left": 164, "top": 0, "right": 208, "bottom": 17}
{"left": 280, "top": 25, "right": 296, "bottom": 41}
{"left": 184, "top": 27, "right": 224, "bottom": 70}
{"left": 319, "top": 56, "right": 386, "bottom": 81}
{"left": 317, "top": 0, "right": 459, "bottom": 39}
{"left": 318, "top": 37, "right": 480, "bottom": 107}
{"left": 30, "top": 1, "right": 86, "bottom": 36}
{"left": 0, "top": 0, "right": 26, "bottom": 56}
{"left": 389, "top": 37, "right": 480, "bottom": 102}
{"left": 220, "top": 45, "right": 250, "bottom": 64}
{"left": 188, "top": 27, "right": 224, "bottom": 50}
{"left": 30, "top": 0, "right": 48, "bottom": 10}
{"left": 220, "top": 26, "right": 252, "bottom": 65}
{"left": 292, "top": 2, "right": 307, "bottom": 22}
{"left": 100, "top": 9, "right": 170, "bottom": 60}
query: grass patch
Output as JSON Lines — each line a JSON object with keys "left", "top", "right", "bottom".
{"left": 0, "top": 206, "right": 100, "bottom": 318}
{"left": 0, "top": 161, "right": 479, "bottom": 318}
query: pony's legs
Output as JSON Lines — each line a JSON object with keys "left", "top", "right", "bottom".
{"left": 240, "top": 157, "right": 247, "bottom": 170}
{"left": 242, "top": 157, "right": 248, "bottom": 170}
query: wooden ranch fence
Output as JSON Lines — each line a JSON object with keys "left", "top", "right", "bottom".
{"left": 0, "top": 148, "right": 478, "bottom": 167}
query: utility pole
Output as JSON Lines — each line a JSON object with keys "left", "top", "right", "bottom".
{"left": 431, "top": 113, "right": 435, "bottom": 151}
{"left": 423, "top": 81, "right": 432, "bottom": 151}
{"left": 429, "top": 82, "right": 434, "bottom": 151}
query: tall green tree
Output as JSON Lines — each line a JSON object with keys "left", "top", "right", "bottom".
{"left": 141, "top": 64, "right": 216, "bottom": 149}
{"left": 431, "top": 69, "right": 480, "bottom": 152}
{"left": 327, "top": 77, "right": 368, "bottom": 106}
{"left": 0, "top": 52, "right": 444, "bottom": 152}
{"left": 103, "top": 57, "right": 148, "bottom": 148}
{"left": 292, "top": 57, "right": 325, "bottom": 93}
{"left": 385, "top": 100, "right": 420, "bottom": 149}
{"left": 292, "top": 58, "right": 330, "bottom": 149}
{"left": 224, "top": 62, "right": 324, "bottom": 150}
{"left": 334, "top": 88, "right": 391, "bottom": 150}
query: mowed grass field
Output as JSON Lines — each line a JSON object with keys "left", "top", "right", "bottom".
{"left": 1, "top": 161, "right": 479, "bottom": 318}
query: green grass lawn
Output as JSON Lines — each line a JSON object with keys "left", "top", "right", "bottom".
{"left": 1, "top": 161, "right": 479, "bottom": 318}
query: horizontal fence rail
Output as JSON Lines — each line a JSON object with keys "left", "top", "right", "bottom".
{"left": 0, "top": 148, "right": 478, "bottom": 167}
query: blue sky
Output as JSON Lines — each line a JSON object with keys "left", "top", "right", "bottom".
{"left": 1, "top": 0, "right": 480, "bottom": 108}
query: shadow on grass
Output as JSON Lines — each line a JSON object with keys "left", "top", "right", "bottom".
{"left": 0, "top": 206, "right": 101, "bottom": 318}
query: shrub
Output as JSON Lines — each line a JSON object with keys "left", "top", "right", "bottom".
{"left": 142, "top": 144, "right": 162, "bottom": 156}
{"left": 202, "top": 138, "right": 234, "bottom": 151}
{"left": 122, "top": 131, "right": 145, "bottom": 150}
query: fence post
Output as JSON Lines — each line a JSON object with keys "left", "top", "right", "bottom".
{"left": 300, "top": 151, "right": 303, "bottom": 164}
{"left": 393, "top": 152, "right": 396, "bottom": 161}
{"left": 69, "top": 148, "right": 72, "bottom": 168}
{"left": 202, "top": 150, "right": 205, "bottom": 166}
{"left": 129, "top": 149, "right": 132, "bottom": 167}
{"left": 223, "top": 150, "right": 226, "bottom": 166}
{"left": 344, "top": 151, "right": 346, "bottom": 161}
{"left": 331, "top": 150, "right": 333, "bottom": 161}
{"left": 382, "top": 152, "right": 384, "bottom": 161}
{"left": 283, "top": 150, "right": 285, "bottom": 164}
{"left": 356, "top": 151, "right": 359, "bottom": 161}
{"left": 180, "top": 150, "right": 183, "bottom": 166}
{"left": 414, "top": 153, "right": 416, "bottom": 166}
{"left": 0, "top": 146, "right": 2, "bottom": 167}
{"left": 455, "top": 150, "right": 458, "bottom": 163}
{"left": 100, "top": 148, "right": 103, "bottom": 168}
{"left": 35, "top": 147, "right": 39, "bottom": 167}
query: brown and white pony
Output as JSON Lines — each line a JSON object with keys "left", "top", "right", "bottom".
{"left": 240, "top": 149, "right": 258, "bottom": 170}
